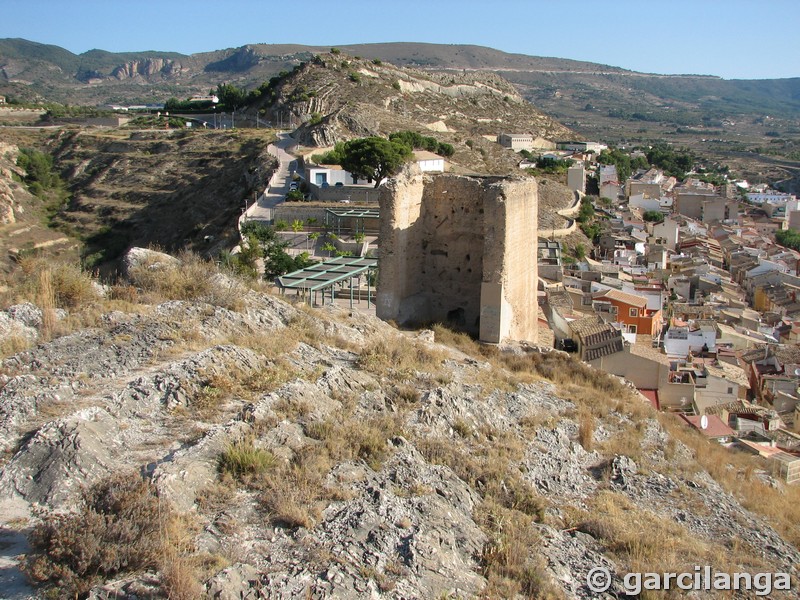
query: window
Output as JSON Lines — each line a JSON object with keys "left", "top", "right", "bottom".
{"left": 727, "top": 387, "right": 734, "bottom": 394}
{"left": 629, "top": 307, "right": 638, "bottom": 317}
{"left": 628, "top": 325, "right": 637, "bottom": 334}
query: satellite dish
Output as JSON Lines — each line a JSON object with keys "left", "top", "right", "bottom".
{"left": 794, "top": 368, "right": 800, "bottom": 377}
{"left": 700, "top": 415, "right": 709, "bottom": 430}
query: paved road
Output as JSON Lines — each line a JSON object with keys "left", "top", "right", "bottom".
{"left": 245, "top": 133, "right": 297, "bottom": 222}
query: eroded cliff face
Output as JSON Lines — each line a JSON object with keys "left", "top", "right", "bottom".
{"left": 378, "top": 168, "right": 538, "bottom": 344}
{"left": 111, "top": 58, "right": 184, "bottom": 80}
{"left": 0, "top": 142, "right": 21, "bottom": 225}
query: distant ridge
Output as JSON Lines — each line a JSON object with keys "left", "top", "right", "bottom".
{"left": 1, "top": 38, "right": 798, "bottom": 121}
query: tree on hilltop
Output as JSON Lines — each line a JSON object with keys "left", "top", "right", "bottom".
{"left": 339, "top": 137, "right": 413, "bottom": 187}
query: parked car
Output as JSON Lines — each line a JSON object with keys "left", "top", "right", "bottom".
{"left": 289, "top": 182, "right": 299, "bottom": 190}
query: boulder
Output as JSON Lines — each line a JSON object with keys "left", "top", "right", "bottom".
{"left": 122, "top": 246, "right": 179, "bottom": 276}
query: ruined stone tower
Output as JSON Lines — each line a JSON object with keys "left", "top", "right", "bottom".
{"left": 377, "top": 168, "right": 538, "bottom": 344}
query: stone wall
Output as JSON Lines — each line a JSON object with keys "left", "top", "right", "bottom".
{"left": 378, "top": 168, "right": 538, "bottom": 344}
{"left": 309, "top": 184, "right": 379, "bottom": 204}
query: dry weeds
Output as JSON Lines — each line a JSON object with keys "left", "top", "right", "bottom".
{"left": 476, "top": 501, "right": 561, "bottom": 599}
{"left": 660, "top": 412, "right": 800, "bottom": 549}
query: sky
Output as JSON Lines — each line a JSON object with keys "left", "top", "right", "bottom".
{"left": 2, "top": 0, "right": 798, "bottom": 80}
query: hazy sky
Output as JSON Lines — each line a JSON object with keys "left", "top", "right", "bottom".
{"left": 2, "top": 0, "right": 797, "bottom": 80}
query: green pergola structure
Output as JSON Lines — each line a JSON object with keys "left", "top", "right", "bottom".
{"left": 275, "top": 256, "right": 379, "bottom": 308}
{"left": 324, "top": 207, "right": 380, "bottom": 236}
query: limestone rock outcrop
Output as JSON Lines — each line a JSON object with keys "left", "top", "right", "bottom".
{"left": 0, "top": 260, "right": 797, "bottom": 599}
{"left": 111, "top": 58, "right": 183, "bottom": 80}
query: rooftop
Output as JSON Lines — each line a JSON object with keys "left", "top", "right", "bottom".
{"left": 569, "top": 316, "right": 624, "bottom": 360}
{"left": 694, "top": 356, "right": 750, "bottom": 388}
{"left": 593, "top": 288, "right": 648, "bottom": 308}
{"left": 413, "top": 150, "right": 445, "bottom": 161}
{"left": 681, "top": 414, "right": 735, "bottom": 439}
{"left": 275, "top": 256, "right": 378, "bottom": 292}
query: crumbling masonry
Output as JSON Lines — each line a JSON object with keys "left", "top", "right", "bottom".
{"left": 377, "top": 168, "right": 538, "bottom": 344}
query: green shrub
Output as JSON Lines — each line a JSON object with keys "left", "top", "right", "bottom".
{"left": 643, "top": 210, "right": 664, "bottom": 223}
{"left": 219, "top": 437, "right": 276, "bottom": 481}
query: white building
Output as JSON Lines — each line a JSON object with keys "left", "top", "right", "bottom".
{"left": 413, "top": 151, "right": 446, "bottom": 173}
{"left": 556, "top": 141, "right": 607, "bottom": 154}
{"left": 629, "top": 193, "right": 661, "bottom": 212}
{"left": 498, "top": 133, "right": 535, "bottom": 151}
{"left": 747, "top": 190, "right": 797, "bottom": 205}
{"left": 567, "top": 164, "right": 586, "bottom": 193}
{"left": 664, "top": 323, "right": 717, "bottom": 357}
{"left": 307, "top": 166, "right": 359, "bottom": 187}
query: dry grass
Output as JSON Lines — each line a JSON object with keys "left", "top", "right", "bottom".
{"left": 358, "top": 336, "right": 447, "bottom": 380}
{"left": 476, "top": 501, "right": 561, "bottom": 599}
{"left": 127, "top": 249, "right": 243, "bottom": 310}
{"left": 660, "top": 412, "right": 800, "bottom": 549}
{"left": 578, "top": 409, "right": 595, "bottom": 451}
{"left": 599, "top": 420, "right": 646, "bottom": 461}
{"left": 430, "top": 323, "right": 486, "bottom": 356}
{"left": 195, "top": 479, "right": 237, "bottom": 515}
{"left": 0, "top": 256, "right": 99, "bottom": 311}
{"left": 389, "top": 383, "right": 421, "bottom": 405}
{"left": 453, "top": 418, "right": 473, "bottom": 438}
{"left": 519, "top": 411, "right": 559, "bottom": 432}
{"left": 578, "top": 490, "right": 752, "bottom": 592}
{"left": 0, "top": 257, "right": 100, "bottom": 355}
{"left": 160, "top": 557, "right": 202, "bottom": 600}
{"left": 127, "top": 250, "right": 210, "bottom": 301}
{"left": 0, "top": 257, "right": 160, "bottom": 358}
{"left": 259, "top": 447, "right": 334, "bottom": 529}
{"left": 37, "top": 269, "right": 56, "bottom": 341}
{"left": 185, "top": 358, "right": 298, "bottom": 421}
{"left": 417, "top": 430, "right": 547, "bottom": 522}
{"left": 305, "top": 413, "right": 404, "bottom": 471}
{"left": 231, "top": 313, "right": 325, "bottom": 363}
{"left": 429, "top": 325, "right": 650, "bottom": 421}
{"left": 219, "top": 413, "right": 404, "bottom": 530}
{"left": 0, "top": 334, "right": 32, "bottom": 357}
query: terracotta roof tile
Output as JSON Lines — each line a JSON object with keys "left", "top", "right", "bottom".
{"left": 593, "top": 289, "right": 648, "bottom": 308}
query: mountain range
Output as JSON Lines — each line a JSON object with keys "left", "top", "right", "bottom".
{"left": 2, "top": 38, "right": 799, "bottom": 127}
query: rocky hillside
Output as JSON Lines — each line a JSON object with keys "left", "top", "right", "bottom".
{"left": 0, "top": 134, "right": 82, "bottom": 274}
{"left": 0, "top": 124, "right": 277, "bottom": 278}
{"left": 45, "top": 128, "right": 276, "bottom": 270}
{"left": 245, "top": 52, "right": 570, "bottom": 174}
{"left": 0, "top": 249, "right": 797, "bottom": 599}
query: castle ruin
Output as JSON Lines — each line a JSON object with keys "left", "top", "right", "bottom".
{"left": 377, "top": 169, "right": 538, "bottom": 344}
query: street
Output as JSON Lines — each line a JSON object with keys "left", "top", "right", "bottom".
{"left": 245, "top": 132, "right": 297, "bottom": 222}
